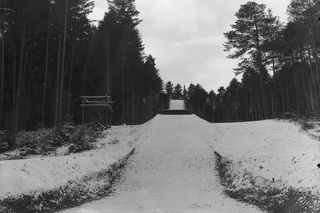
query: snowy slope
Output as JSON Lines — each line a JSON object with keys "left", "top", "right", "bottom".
{"left": 59, "top": 115, "right": 262, "bottom": 213}
{"left": 200, "top": 119, "right": 320, "bottom": 194}
{"left": 2, "top": 115, "right": 319, "bottom": 212}
{"left": 0, "top": 124, "right": 147, "bottom": 198}
{"left": 169, "top": 100, "right": 185, "bottom": 110}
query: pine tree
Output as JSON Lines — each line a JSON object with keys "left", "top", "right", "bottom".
{"left": 173, "top": 84, "right": 182, "bottom": 99}
{"left": 224, "top": 2, "right": 276, "bottom": 118}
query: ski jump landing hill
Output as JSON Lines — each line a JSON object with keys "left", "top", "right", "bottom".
{"left": 160, "top": 99, "right": 192, "bottom": 114}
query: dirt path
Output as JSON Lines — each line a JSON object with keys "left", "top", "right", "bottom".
{"left": 59, "top": 115, "right": 262, "bottom": 213}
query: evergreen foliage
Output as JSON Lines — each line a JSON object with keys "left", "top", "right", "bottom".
{"left": 1, "top": 0, "right": 320, "bottom": 144}
{"left": 163, "top": 1, "right": 320, "bottom": 123}
{"left": 0, "top": 0, "right": 163, "bottom": 146}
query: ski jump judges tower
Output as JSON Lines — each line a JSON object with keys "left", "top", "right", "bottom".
{"left": 80, "top": 95, "right": 113, "bottom": 129}
{"left": 160, "top": 99, "right": 192, "bottom": 114}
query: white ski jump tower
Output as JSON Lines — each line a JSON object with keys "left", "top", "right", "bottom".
{"left": 169, "top": 99, "right": 186, "bottom": 110}
{"left": 160, "top": 99, "right": 191, "bottom": 114}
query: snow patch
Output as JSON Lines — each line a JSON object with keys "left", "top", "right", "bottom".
{"left": 0, "top": 124, "right": 145, "bottom": 199}
{"left": 169, "top": 100, "right": 185, "bottom": 110}
{"left": 202, "top": 120, "right": 320, "bottom": 195}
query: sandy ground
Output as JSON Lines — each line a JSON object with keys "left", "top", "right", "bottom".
{"left": 59, "top": 115, "right": 262, "bottom": 213}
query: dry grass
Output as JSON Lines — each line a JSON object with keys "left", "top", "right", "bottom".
{"left": 0, "top": 122, "right": 104, "bottom": 160}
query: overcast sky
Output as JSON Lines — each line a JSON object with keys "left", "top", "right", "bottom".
{"left": 89, "top": 0, "right": 291, "bottom": 92}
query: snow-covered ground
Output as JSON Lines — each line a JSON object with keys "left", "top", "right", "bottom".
{"left": 59, "top": 115, "right": 261, "bottom": 213}
{"left": 169, "top": 100, "right": 185, "bottom": 110}
{"left": 0, "top": 123, "right": 147, "bottom": 198}
{"left": 201, "top": 120, "right": 320, "bottom": 194}
{"left": 1, "top": 114, "right": 319, "bottom": 212}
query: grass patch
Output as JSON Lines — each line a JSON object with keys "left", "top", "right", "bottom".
{"left": 300, "top": 121, "right": 315, "bottom": 131}
{"left": 0, "top": 130, "right": 11, "bottom": 152}
{"left": 0, "top": 122, "right": 104, "bottom": 160}
{"left": 214, "top": 151, "right": 320, "bottom": 213}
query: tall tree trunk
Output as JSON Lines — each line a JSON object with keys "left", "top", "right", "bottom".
{"left": 19, "top": 50, "right": 27, "bottom": 129}
{"left": 12, "top": 24, "right": 26, "bottom": 145}
{"left": 306, "top": 42, "right": 318, "bottom": 111}
{"left": 67, "top": 43, "right": 74, "bottom": 116}
{"left": 281, "top": 84, "right": 285, "bottom": 113}
{"left": 106, "top": 36, "right": 110, "bottom": 95}
{"left": 54, "top": 33, "right": 62, "bottom": 128}
{"left": 302, "top": 67, "right": 310, "bottom": 113}
{"left": 258, "top": 69, "right": 266, "bottom": 118}
{"left": 286, "top": 82, "right": 290, "bottom": 112}
{"left": 58, "top": 0, "right": 69, "bottom": 126}
{"left": 271, "top": 91, "right": 274, "bottom": 117}
{"left": 244, "top": 95, "right": 248, "bottom": 121}
{"left": 310, "top": 33, "right": 320, "bottom": 112}
{"left": 0, "top": 36, "right": 4, "bottom": 128}
{"left": 272, "top": 62, "right": 277, "bottom": 116}
{"left": 268, "top": 14, "right": 278, "bottom": 117}
{"left": 292, "top": 52, "right": 300, "bottom": 115}
{"left": 309, "top": 83, "right": 315, "bottom": 113}
{"left": 130, "top": 82, "right": 134, "bottom": 123}
{"left": 303, "top": 52, "right": 314, "bottom": 113}
{"left": 249, "top": 92, "right": 253, "bottom": 120}
{"left": 121, "top": 57, "right": 126, "bottom": 123}
{"left": 253, "top": 14, "right": 266, "bottom": 118}
{"left": 257, "top": 95, "right": 262, "bottom": 120}
{"left": 11, "top": 46, "right": 16, "bottom": 136}
{"left": 42, "top": 29, "right": 49, "bottom": 125}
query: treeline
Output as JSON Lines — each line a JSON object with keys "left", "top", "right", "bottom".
{"left": 1, "top": 0, "right": 318, "bottom": 140}
{"left": 0, "top": 0, "right": 162, "bottom": 144}
{"left": 163, "top": 0, "right": 320, "bottom": 123}
{"left": 159, "top": 81, "right": 215, "bottom": 121}
{"left": 222, "top": 0, "right": 320, "bottom": 121}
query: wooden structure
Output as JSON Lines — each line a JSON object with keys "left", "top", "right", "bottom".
{"left": 80, "top": 95, "right": 113, "bottom": 128}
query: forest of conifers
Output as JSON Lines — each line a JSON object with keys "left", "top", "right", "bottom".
{"left": 0, "top": 0, "right": 320, "bottom": 137}
{"left": 0, "top": 0, "right": 163, "bottom": 135}
{"left": 169, "top": 0, "right": 320, "bottom": 123}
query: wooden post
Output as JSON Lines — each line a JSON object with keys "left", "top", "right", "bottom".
{"left": 105, "top": 95, "right": 109, "bottom": 128}
{"left": 106, "top": 37, "right": 110, "bottom": 94}
{"left": 109, "top": 113, "right": 112, "bottom": 128}
{"left": 105, "top": 107, "right": 108, "bottom": 128}
{"left": 81, "top": 96, "right": 84, "bottom": 125}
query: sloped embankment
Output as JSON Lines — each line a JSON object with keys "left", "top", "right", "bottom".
{"left": 0, "top": 149, "right": 135, "bottom": 213}
{"left": 0, "top": 123, "right": 147, "bottom": 213}
{"left": 214, "top": 151, "right": 320, "bottom": 213}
